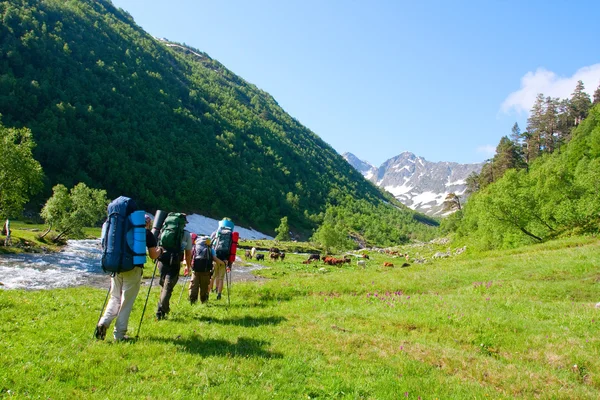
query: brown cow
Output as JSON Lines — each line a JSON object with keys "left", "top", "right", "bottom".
{"left": 280, "top": 252, "right": 286, "bottom": 261}
{"left": 245, "top": 250, "right": 252, "bottom": 259}
{"left": 270, "top": 252, "right": 280, "bottom": 261}
{"left": 383, "top": 262, "right": 394, "bottom": 267}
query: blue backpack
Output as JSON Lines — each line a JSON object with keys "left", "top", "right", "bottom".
{"left": 101, "top": 196, "right": 146, "bottom": 273}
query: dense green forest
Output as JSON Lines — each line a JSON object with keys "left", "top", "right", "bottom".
{"left": 443, "top": 82, "right": 600, "bottom": 249}
{"left": 0, "top": 0, "right": 437, "bottom": 244}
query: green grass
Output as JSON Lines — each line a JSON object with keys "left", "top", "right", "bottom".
{"left": 2, "top": 236, "right": 600, "bottom": 398}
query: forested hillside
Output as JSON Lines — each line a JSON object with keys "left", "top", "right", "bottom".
{"left": 0, "top": 0, "right": 437, "bottom": 243}
{"left": 447, "top": 99, "right": 600, "bottom": 249}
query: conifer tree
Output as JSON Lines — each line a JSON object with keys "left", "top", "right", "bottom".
{"left": 569, "top": 80, "right": 592, "bottom": 125}
{"left": 593, "top": 83, "right": 600, "bottom": 105}
{"left": 526, "top": 94, "right": 544, "bottom": 162}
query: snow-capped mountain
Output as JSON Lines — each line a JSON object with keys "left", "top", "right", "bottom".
{"left": 343, "top": 152, "right": 484, "bottom": 217}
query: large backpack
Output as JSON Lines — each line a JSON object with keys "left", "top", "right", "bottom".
{"left": 101, "top": 196, "right": 146, "bottom": 273}
{"left": 213, "top": 226, "right": 234, "bottom": 261}
{"left": 192, "top": 237, "right": 213, "bottom": 272}
{"left": 158, "top": 213, "right": 187, "bottom": 252}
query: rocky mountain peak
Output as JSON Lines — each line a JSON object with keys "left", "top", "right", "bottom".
{"left": 344, "top": 152, "right": 484, "bottom": 217}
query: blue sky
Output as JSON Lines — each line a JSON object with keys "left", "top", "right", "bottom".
{"left": 111, "top": 0, "right": 600, "bottom": 166}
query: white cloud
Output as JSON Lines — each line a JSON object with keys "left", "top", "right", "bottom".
{"left": 501, "top": 64, "right": 600, "bottom": 115}
{"left": 476, "top": 145, "right": 495, "bottom": 158}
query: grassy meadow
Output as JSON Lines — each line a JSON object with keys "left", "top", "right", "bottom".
{"left": 2, "top": 236, "right": 600, "bottom": 399}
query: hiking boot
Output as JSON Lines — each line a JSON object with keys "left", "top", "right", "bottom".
{"left": 216, "top": 293, "right": 222, "bottom": 300}
{"left": 156, "top": 312, "right": 166, "bottom": 321}
{"left": 95, "top": 324, "right": 107, "bottom": 340}
{"left": 115, "top": 335, "right": 133, "bottom": 342}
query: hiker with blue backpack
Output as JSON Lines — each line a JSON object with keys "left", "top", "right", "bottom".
{"left": 209, "top": 218, "right": 239, "bottom": 301}
{"left": 155, "top": 213, "right": 193, "bottom": 320}
{"left": 186, "top": 235, "right": 225, "bottom": 304}
{"left": 96, "top": 197, "right": 161, "bottom": 341}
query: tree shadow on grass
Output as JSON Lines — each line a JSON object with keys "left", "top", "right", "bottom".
{"left": 195, "top": 315, "right": 287, "bottom": 327}
{"left": 149, "top": 335, "right": 283, "bottom": 359}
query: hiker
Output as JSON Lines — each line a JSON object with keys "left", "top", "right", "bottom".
{"left": 155, "top": 213, "right": 192, "bottom": 320}
{"left": 96, "top": 213, "right": 160, "bottom": 341}
{"left": 186, "top": 235, "right": 225, "bottom": 304}
{"left": 209, "top": 218, "right": 237, "bottom": 300}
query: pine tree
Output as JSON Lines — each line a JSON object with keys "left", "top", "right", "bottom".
{"left": 593, "top": 83, "right": 600, "bottom": 105}
{"left": 541, "top": 96, "right": 559, "bottom": 153}
{"left": 569, "top": 80, "right": 592, "bottom": 125}
{"left": 510, "top": 122, "right": 522, "bottom": 144}
{"left": 526, "top": 93, "right": 544, "bottom": 162}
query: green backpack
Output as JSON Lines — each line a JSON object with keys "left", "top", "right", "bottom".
{"left": 158, "top": 213, "right": 187, "bottom": 252}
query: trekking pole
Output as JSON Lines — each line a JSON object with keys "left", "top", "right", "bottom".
{"left": 226, "top": 262, "right": 231, "bottom": 308}
{"left": 136, "top": 258, "right": 158, "bottom": 339}
{"left": 177, "top": 272, "right": 190, "bottom": 308}
{"left": 94, "top": 279, "right": 112, "bottom": 338}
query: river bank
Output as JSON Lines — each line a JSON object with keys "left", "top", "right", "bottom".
{"left": 0, "top": 239, "right": 268, "bottom": 290}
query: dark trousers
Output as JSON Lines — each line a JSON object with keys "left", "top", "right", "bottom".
{"left": 189, "top": 271, "right": 211, "bottom": 304}
{"left": 157, "top": 256, "right": 180, "bottom": 316}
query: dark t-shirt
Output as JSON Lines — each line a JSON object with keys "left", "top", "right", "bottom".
{"left": 146, "top": 229, "right": 157, "bottom": 248}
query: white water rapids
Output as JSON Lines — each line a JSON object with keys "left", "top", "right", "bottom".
{"left": 0, "top": 239, "right": 109, "bottom": 290}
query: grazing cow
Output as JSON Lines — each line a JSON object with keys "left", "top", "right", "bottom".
{"left": 255, "top": 253, "right": 265, "bottom": 261}
{"left": 302, "top": 259, "right": 312, "bottom": 264}
{"left": 343, "top": 256, "right": 351, "bottom": 264}
{"left": 308, "top": 254, "right": 320, "bottom": 261}
{"left": 270, "top": 252, "right": 280, "bottom": 261}
{"left": 251, "top": 247, "right": 257, "bottom": 258}
{"left": 245, "top": 250, "right": 252, "bottom": 259}
{"left": 383, "top": 262, "right": 394, "bottom": 267}
{"left": 280, "top": 252, "right": 286, "bottom": 261}
{"left": 361, "top": 254, "right": 370, "bottom": 259}
{"left": 269, "top": 247, "right": 280, "bottom": 254}
{"left": 357, "top": 260, "right": 366, "bottom": 268}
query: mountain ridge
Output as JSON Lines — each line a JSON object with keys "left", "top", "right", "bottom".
{"left": 343, "top": 151, "right": 484, "bottom": 216}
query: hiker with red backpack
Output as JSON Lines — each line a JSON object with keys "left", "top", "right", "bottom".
{"left": 95, "top": 198, "right": 161, "bottom": 341}
{"left": 155, "top": 213, "right": 193, "bottom": 320}
{"left": 186, "top": 235, "right": 225, "bottom": 304}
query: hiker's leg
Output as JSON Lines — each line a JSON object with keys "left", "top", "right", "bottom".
{"left": 213, "top": 263, "right": 225, "bottom": 296}
{"left": 113, "top": 267, "right": 142, "bottom": 339}
{"left": 158, "top": 263, "right": 179, "bottom": 315}
{"left": 99, "top": 274, "right": 123, "bottom": 327}
{"left": 199, "top": 272, "right": 211, "bottom": 303}
{"left": 188, "top": 271, "right": 200, "bottom": 303}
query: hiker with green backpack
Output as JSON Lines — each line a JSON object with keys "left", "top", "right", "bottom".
{"left": 155, "top": 212, "right": 193, "bottom": 320}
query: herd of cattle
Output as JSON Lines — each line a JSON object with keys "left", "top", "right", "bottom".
{"left": 241, "top": 248, "right": 411, "bottom": 268}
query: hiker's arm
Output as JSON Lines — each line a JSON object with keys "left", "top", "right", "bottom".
{"left": 184, "top": 249, "right": 192, "bottom": 271}
{"left": 148, "top": 246, "right": 161, "bottom": 260}
{"left": 146, "top": 229, "right": 160, "bottom": 260}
